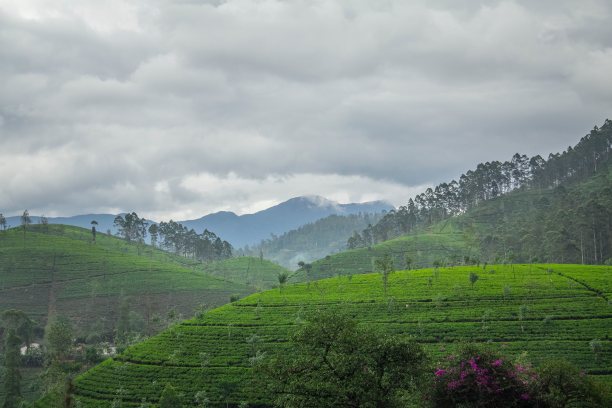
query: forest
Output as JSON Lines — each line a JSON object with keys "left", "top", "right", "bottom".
{"left": 348, "top": 120, "right": 612, "bottom": 264}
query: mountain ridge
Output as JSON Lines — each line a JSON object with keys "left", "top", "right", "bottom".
{"left": 4, "top": 196, "right": 393, "bottom": 248}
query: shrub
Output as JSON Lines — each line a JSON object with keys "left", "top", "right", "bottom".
{"left": 429, "top": 345, "right": 537, "bottom": 407}
{"left": 159, "top": 384, "right": 182, "bottom": 408}
{"left": 534, "top": 360, "right": 611, "bottom": 407}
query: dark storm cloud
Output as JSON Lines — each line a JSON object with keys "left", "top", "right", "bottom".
{"left": 0, "top": 0, "right": 611, "bottom": 219}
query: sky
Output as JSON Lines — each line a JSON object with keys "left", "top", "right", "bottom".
{"left": 0, "top": 0, "right": 611, "bottom": 220}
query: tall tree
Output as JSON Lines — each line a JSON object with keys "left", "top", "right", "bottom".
{"left": 374, "top": 253, "right": 394, "bottom": 297}
{"left": 91, "top": 220, "right": 98, "bottom": 243}
{"left": 2, "top": 328, "right": 22, "bottom": 408}
{"left": 20, "top": 209, "right": 31, "bottom": 241}
{"left": 148, "top": 224, "right": 158, "bottom": 248}
{"left": 0, "top": 213, "right": 6, "bottom": 231}
{"left": 259, "top": 311, "right": 428, "bottom": 408}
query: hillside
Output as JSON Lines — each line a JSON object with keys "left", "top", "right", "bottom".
{"left": 53, "top": 263, "right": 611, "bottom": 406}
{"left": 0, "top": 225, "right": 254, "bottom": 337}
{"left": 243, "top": 213, "right": 385, "bottom": 269}
{"left": 198, "top": 257, "right": 289, "bottom": 290}
{"left": 304, "top": 165, "right": 612, "bottom": 282}
{"left": 347, "top": 121, "right": 612, "bottom": 265}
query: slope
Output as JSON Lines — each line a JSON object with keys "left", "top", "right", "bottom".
{"left": 58, "top": 263, "right": 611, "bottom": 407}
{"left": 198, "top": 257, "right": 290, "bottom": 290}
{"left": 305, "top": 165, "right": 612, "bottom": 282}
{"left": 243, "top": 213, "right": 385, "bottom": 269}
{"left": 0, "top": 224, "right": 252, "bottom": 337}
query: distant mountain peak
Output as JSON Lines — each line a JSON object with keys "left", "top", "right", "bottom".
{"left": 178, "top": 196, "right": 394, "bottom": 247}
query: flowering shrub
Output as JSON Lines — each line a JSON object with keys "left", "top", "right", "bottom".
{"left": 429, "top": 345, "right": 538, "bottom": 407}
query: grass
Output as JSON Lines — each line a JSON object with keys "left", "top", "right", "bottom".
{"left": 57, "top": 263, "right": 611, "bottom": 407}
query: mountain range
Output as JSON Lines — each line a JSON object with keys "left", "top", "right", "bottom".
{"left": 4, "top": 196, "right": 392, "bottom": 248}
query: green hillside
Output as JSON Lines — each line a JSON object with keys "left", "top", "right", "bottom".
{"left": 305, "top": 165, "right": 612, "bottom": 282}
{"left": 55, "top": 263, "right": 611, "bottom": 407}
{"left": 0, "top": 225, "right": 253, "bottom": 337}
{"left": 199, "top": 257, "right": 290, "bottom": 290}
{"left": 301, "top": 228, "right": 473, "bottom": 281}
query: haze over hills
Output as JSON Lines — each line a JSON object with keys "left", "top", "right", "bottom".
{"left": 181, "top": 196, "right": 393, "bottom": 248}
{"left": 4, "top": 196, "right": 392, "bottom": 249}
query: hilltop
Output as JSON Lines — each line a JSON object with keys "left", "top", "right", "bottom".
{"left": 55, "top": 263, "right": 611, "bottom": 406}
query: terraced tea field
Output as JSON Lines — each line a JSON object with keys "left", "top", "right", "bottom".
{"left": 198, "top": 257, "right": 289, "bottom": 290}
{"left": 59, "top": 264, "right": 611, "bottom": 407}
{"left": 0, "top": 225, "right": 255, "bottom": 334}
{"left": 303, "top": 229, "right": 474, "bottom": 281}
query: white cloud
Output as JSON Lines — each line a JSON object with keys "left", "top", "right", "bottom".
{"left": 0, "top": 0, "right": 610, "bottom": 219}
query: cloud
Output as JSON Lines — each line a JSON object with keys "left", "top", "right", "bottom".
{"left": 0, "top": 0, "right": 610, "bottom": 219}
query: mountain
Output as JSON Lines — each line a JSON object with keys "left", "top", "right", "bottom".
{"left": 177, "top": 196, "right": 393, "bottom": 248}
{"left": 3, "top": 197, "right": 393, "bottom": 248}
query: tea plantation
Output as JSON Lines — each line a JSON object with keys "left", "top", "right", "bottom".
{"left": 56, "top": 263, "right": 611, "bottom": 406}
{"left": 0, "top": 225, "right": 275, "bottom": 334}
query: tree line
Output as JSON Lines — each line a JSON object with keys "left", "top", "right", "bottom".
{"left": 113, "top": 213, "right": 233, "bottom": 261}
{"left": 348, "top": 120, "right": 612, "bottom": 264}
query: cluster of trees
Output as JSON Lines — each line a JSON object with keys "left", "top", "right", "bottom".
{"left": 155, "top": 220, "right": 233, "bottom": 261}
{"left": 471, "top": 174, "right": 612, "bottom": 265}
{"left": 349, "top": 120, "right": 612, "bottom": 261}
{"left": 258, "top": 312, "right": 610, "bottom": 408}
{"left": 113, "top": 212, "right": 148, "bottom": 243}
{"left": 112, "top": 213, "right": 233, "bottom": 261}
{"left": 0, "top": 310, "right": 80, "bottom": 408}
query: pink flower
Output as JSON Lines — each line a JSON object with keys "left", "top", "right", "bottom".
{"left": 447, "top": 380, "right": 461, "bottom": 390}
{"left": 492, "top": 359, "right": 503, "bottom": 367}
{"left": 435, "top": 369, "right": 447, "bottom": 377}
{"left": 469, "top": 358, "right": 479, "bottom": 370}
{"left": 520, "top": 393, "right": 530, "bottom": 400}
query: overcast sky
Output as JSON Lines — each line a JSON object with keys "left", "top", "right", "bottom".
{"left": 1, "top": 0, "right": 611, "bottom": 220}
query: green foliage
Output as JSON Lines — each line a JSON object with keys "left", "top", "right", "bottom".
{"left": 259, "top": 311, "right": 428, "bottom": 407}
{"left": 45, "top": 317, "right": 74, "bottom": 362}
{"left": 469, "top": 272, "right": 479, "bottom": 287}
{"left": 535, "top": 360, "right": 611, "bottom": 407}
{"left": 277, "top": 272, "right": 289, "bottom": 292}
{"left": 158, "top": 384, "right": 181, "bottom": 408}
{"left": 374, "top": 253, "right": 395, "bottom": 296}
{"left": 3, "top": 329, "right": 23, "bottom": 408}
